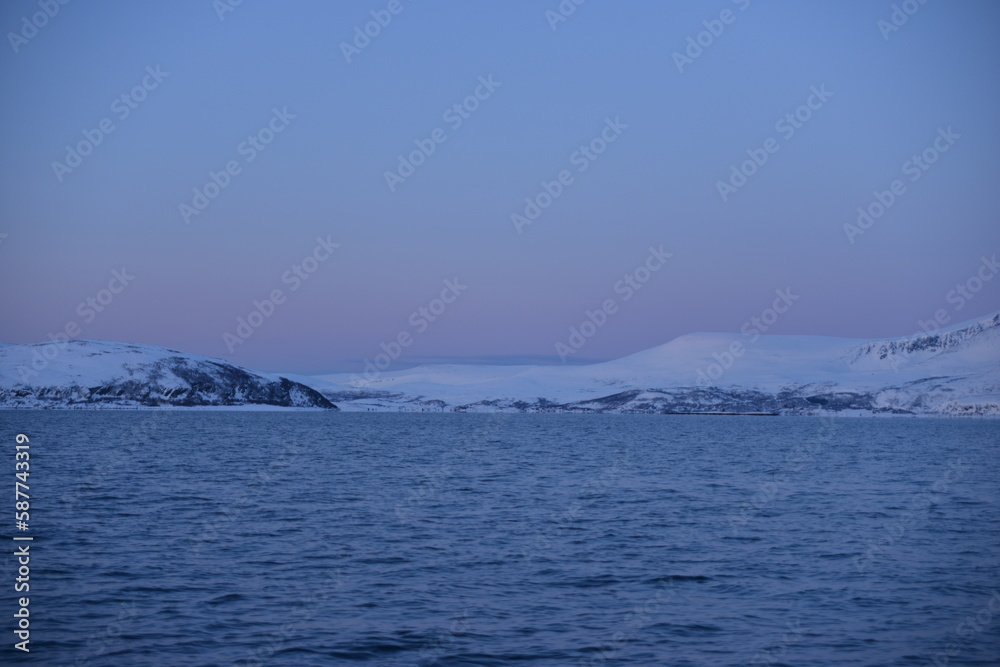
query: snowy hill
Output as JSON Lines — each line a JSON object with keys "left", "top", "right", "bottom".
{"left": 1, "top": 313, "right": 995, "bottom": 414}
{"left": 299, "top": 312, "right": 1000, "bottom": 416}
{"left": 0, "top": 340, "right": 336, "bottom": 410}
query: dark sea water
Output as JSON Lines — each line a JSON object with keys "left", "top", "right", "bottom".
{"left": 0, "top": 412, "right": 997, "bottom": 666}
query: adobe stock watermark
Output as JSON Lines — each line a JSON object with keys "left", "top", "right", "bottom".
{"left": 393, "top": 461, "right": 457, "bottom": 522}
{"left": 545, "top": 0, "right": 587, "bottom": 31}
{"left": 61, "top": 411, "right": 172, "bottom": 519}
{"left": 213, "top": 0, "right": 244, "bottom": 21}
{"left": 511, "top": 116, "right": 628, "bottom": 234}
{"left": 7, "top": 0, "right": 71, "bottom": 54}
{"left": 878, "top": 0, "right": 931, "bottom": 41}
{"left": 883, "top": 254, "right": 998, "bottom": 374}
{"left": 917, "top": 254, "right": 998, "bottom": 335}
{"left": 407, "top": 610, "right": 474, "bottom": 666}
{"left": 556, "top": 246, "right": 671, "bottom": 362}
{"left": 516, "top": 446, "right": 633, "bottom": 563}
{"left": 222, "top": 236, "right": 339, "bottom": 353}
{"left": 15, "top": 267, "right": 136, "bottom": 382}
{"left": 52, "top": 66, "right": 169, "bottom": 183}
{"left": 179, "top": 107, "right": 295, "bottom": 224}
{"left": 843, "top": 126, "right": 959, "bottom": 243}
{"left": 350, "top": 278, "right": 468, "bottom": 384}
{"left": 853, "top": 457, "right": 966, "bottom": 574}
{"left": 672, "top": 0, "right": 753, "bottom": 74}
{"left": 749, "top": 619, "right": 809, "bottom": 666}
{"left": 582, "top": 576, "right": 687, "bottom": 666}
{"left": 188, "top": 443, "right": 309, "bottom": 557}
{"left": 696, "top": 287, "right": 799, "bottom": 385}
{"left": 235, "top": 571, "right": 347, "bottom": 667}
{"left": 384, "top": 75, "right": 502, "bottom": 192}
{"left": 68, "top": 601, "right": 148, "bottom": 666}
{"left": 716, "top": 85, "right": 833, "bottom": 202}
{"left": 928, "top": 590, "right": 1000, "bottom": 667}
{"left": 726, "top": 415, "right": 837, "bottom": 534}
{"left": 340, "top": 0, "right": 414, "bottom": 64}
{"left": 393, "top": 413, "right": 504, "bottom": 522}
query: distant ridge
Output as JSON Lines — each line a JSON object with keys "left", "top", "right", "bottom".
{"left": 297, "top": 310, "right": 1000, "bottom": 416}
{"left": 2, "top": 312, "right": 997, "bottom": 415}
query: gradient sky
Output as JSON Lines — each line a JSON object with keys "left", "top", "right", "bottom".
{"left": 1, "top": 0, "right": 998, "bottom": 373}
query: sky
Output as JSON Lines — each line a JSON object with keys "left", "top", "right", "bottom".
{"left": 1, "top": 0, "right": 998, "bottom": 374}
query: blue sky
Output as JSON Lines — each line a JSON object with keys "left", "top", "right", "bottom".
{"left": 1, "top": 0, "right": 998, "bottom": 373}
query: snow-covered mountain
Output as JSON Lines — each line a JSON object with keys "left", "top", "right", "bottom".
{"left": 297, "top": 311, "right": 1000, "bottom": 416}
{"left": 0, "top": 340, "right": 336, "bottom": 409}
{"left": 2, "top": 313, "right": 996, "bottom": 415}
